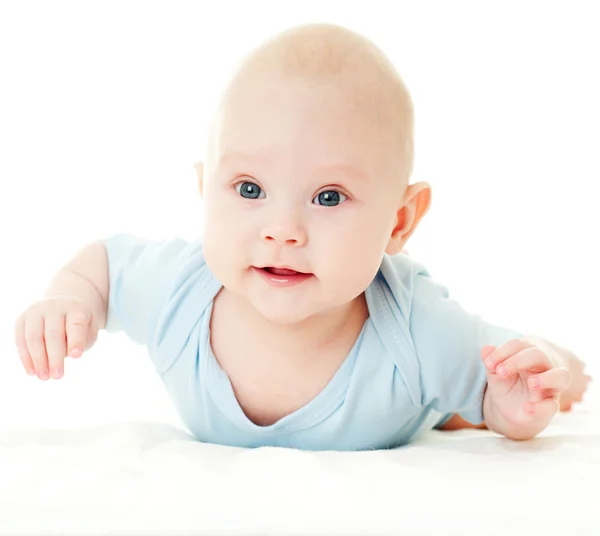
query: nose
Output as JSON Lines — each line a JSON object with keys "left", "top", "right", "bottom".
{"left": 260, "top": 209, "right": 308, "bottom": 247}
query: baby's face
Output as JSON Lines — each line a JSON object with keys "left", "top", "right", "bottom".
{"left": 201, "top": 69, "right": 409, "bottom": 324}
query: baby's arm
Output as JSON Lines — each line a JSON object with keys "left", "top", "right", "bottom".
{"left": 409, "top": 264, "right": 581, "bottom": 440}
{"left": 43, "top": 241, "right": 110, "bottom": 328}
{"left": 439, "top": 333, "right": 591, "bottom": 432}
{"left": 15, "top": 234, "right": 200, "bottom": 380}
{"left": 14, "top": 241, "right": 110, "bottom": 378}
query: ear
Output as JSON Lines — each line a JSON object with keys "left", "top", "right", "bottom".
{"left": 385, "top": 181, "right": 432, "bottom": 255}
{"left": 194, "top": 161, "right": 204, "bottom": 198}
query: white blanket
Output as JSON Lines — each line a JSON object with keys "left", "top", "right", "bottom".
{"left": 1, "top": 382, "right": 598, "bottom": 535}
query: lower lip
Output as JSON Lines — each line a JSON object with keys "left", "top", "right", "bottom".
{"left": 252, "top": 267, "right": 313, "bottom": 287}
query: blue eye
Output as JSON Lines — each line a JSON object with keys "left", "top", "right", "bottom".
{"left": 313, "top": 190, "right": 347, "bottom": 207}
{"left": 235, "top": 181, "right": 264, "bottom": 199}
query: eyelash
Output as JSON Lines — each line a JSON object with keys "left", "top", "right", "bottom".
{"left": 233, "top": 180, "right": 349, "bottom": 206}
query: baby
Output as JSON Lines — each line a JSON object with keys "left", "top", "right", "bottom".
{"left": 14, "top": 23, "right": 590, "bottom": 450}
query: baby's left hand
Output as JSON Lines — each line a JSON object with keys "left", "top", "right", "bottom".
{"left": 482, "top": 339, "right": 572, "bottom": 432}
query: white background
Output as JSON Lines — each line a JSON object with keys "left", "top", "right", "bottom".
{"left": 0, "top": 1, "right": 598, "bottom": 431}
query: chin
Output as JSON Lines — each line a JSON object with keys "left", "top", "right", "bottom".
{"left": 251, "top": 297, "right": 314, "bottom": 326}
{"left": 257, "top": 306, "right": 310, "bottom": 326}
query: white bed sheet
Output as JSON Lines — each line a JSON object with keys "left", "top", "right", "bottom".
{"left": 1, "top": 381, "right": 599, "bottom": 536}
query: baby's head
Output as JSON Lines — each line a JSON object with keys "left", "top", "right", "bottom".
{"left": 197, "top": 23, "right": 431, "bottom": 324}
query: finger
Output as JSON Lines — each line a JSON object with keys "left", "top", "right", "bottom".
{"left": 529, "top": 368, "right": 572, "bottom": 392}
{"left": 65, "top": 309, "right": 90, "bottom": 358}
{"left": 481, "top": 345, "right": 498, "bottom": 372}
{"left": 25, "top": 315, "right": 49, "bottom": 380}
{"left": 481, "top": 345, "right": 496, "bottom": 360}
{"left": 532, "top": 387, "right": 564, "bottom": 404}
{"left": 43, "top": 314, "right": 66, "bottom": 379}
{"left": 528, "top": 384, "right": 555, "bottom": 402}
{"left": 495, "top": 347, "right": 553, "bottom": 377}
{"left": 14, "top": 316, "right": 35, "bottom": 376}
{"left": 484, "top": 338, "right": 531, "bottom": 370}
{"left": 523, "top": 398, "right": 560, "bottom": 421}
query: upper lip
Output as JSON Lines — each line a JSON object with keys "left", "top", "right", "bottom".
{"left": 256, "top": 265, "right": 309, "bottom": 274}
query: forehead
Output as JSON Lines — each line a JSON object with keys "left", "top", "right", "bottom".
{"left": 211, "top": 72, "right": 399, "bottom": 174}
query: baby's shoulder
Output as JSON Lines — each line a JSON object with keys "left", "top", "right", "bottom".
{"left": 155, "top": 237, "right": 220, "bottom": 303}
{"left": 164, "top": 236, "right": 210, "bottom": 281}
{"left": 104, "top": 233, "right": 220, "bottom": 308}
{"left": 374, "top": 252, "right": 476, "bottom": 336}
{"left": 372, "top": 252, "right": 432, "bottom": 318}
{"left": 104, "top": 232, "right": 206, "bottom": 273}
{"left": 363, "top": 254, "right": 430, "bottom": 383}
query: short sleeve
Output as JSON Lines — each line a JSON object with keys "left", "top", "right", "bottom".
{"left": 410, "top": 272, "right": 523, "bottom": 424}
{"left": 103, "top": 233, "right": 191, "bottom": 347}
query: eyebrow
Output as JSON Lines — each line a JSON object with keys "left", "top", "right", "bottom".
{"left": 317, "top": 163, "right": 369, "bottom": 182}
{"left": 217, "top": 151, "right": 267, "bottom": 169}
{"left": 217, "top": 151, "right": 369, "bottom": 182}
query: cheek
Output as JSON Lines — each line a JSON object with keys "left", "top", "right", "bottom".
{"left": 203, "top": 193, "right": 252, "bottom": 243}
{"left": 201, "top": 196, "right": 250, "bottom": 278}
{"left": 311, "top": 209, "right": 391, "bottom": 285}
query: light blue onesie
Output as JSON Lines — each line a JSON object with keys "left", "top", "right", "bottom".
{"left": 104, "top": 234, "right": 522, "bottom": 451}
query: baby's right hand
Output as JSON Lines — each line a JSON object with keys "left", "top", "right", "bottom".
{"left": 14, "top": 296, "right": 99, "bottom": 380}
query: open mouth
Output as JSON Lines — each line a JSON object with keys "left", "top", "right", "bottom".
{"left": 261, "top": 267, "right": 307, "bottom": 276}
{"left": 253, "top": 266, "right": 313, "bottom": 286}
